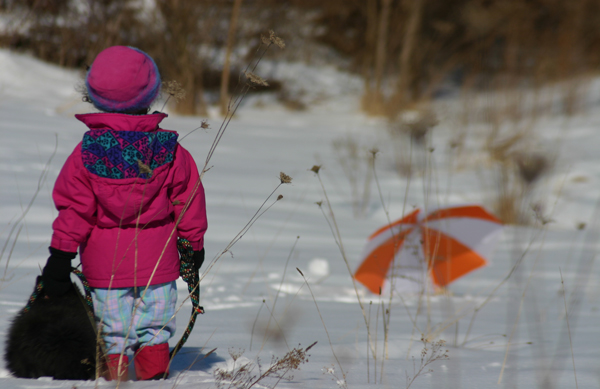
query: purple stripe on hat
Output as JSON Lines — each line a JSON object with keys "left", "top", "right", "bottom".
{"left": 86, "top": 46, "right": 161, "bottom": 113}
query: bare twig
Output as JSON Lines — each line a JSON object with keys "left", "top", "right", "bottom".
{"left": 405, "top": 338, "right": 449, "bottom": 389}
{"left": 312, "top": 167, "right": 377, "bottom": 361}
{"left": 560, "top": 268, "right": 578, "bottom": 389}
{"left": 297, "top": 268, "right": 347, "bottom": 388}
{"left": 249, "top": 300, "right": 265, "bottom": 351}
{"left": 260, "top": 236, "right": 299, "bottom": 349}
{"left": 1, "top": 135, "right": 57, "bottom": 280}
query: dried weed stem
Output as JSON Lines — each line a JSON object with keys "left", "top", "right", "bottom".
{"left": 312, "top": 167, "right": 378, "bottom": 363}
{"left": 498, "top": 224, "right": 549, "bottom": 384}
{"left": 297, "top": 268, "right": 347, "bottom": 388}
{"left": 559, "top": 268, "right": 578, "bottom": 389}
{"left": 1, "top": 135, "right": 57, "bottom": 280}
{"left": 201, "top": 177, "right": 290, "bottom": 282}
{"left": 260, "top": 236, "right": 299, "bottom": 350}
{"left": 405, "top": 338, "right": 449, "bottom": 389}
{"left": 214, "top": 342, "right": 315, "bottom": 389}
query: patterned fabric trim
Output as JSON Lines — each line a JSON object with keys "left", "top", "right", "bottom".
{"left": 81, "top": 129, "right": 178, "bottom": 179}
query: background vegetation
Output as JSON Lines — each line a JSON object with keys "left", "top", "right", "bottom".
{"left": 2, "top": 0, "right": 598, "bottom": 117}
{"left": 0, "top": 0, "right": 596, "bottom": 223}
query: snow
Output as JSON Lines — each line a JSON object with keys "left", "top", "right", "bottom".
{"left": 308, "top": 258, "right": 330, "bottom": 279}
{"left": 0, "top": 49, "right": 599, "bottom": 388}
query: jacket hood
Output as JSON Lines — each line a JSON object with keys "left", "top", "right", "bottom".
{"left": 75, "top": 112, "right": 168, "bottom": 132}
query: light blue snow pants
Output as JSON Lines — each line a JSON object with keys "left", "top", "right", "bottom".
{"left": 91, "top": 281, "right": 177, "bottom": 355}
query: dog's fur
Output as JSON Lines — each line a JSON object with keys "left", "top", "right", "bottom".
{"left": 4, "top": 277, "right": 98, "bottom": 380}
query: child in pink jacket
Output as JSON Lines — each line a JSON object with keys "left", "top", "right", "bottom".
{"left": 41, "top": 46, "right": 207, "bottom": 381}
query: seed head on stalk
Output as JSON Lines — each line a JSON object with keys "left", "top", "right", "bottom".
{"left": 244, "top": 71, "right": 269, "bottom": 87}
{"left": 279, "top": 172, "right": 292, "bottom": 184}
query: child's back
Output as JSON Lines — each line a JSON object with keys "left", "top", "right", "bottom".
{"left": 53, "top": 111, "right": 206, "bottom": 288}
{"left": 41, "top": 46, "right": 207, "bottom": 381}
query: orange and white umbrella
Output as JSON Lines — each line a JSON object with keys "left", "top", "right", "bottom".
{"left": 354, "top": 205, "right": 503, "bottom": 294}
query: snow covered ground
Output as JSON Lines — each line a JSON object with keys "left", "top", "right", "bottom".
{"left": 0, "top": 49, "right": 599, "bottom": 388}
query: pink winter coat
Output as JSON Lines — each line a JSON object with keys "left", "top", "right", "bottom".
{"left": 50, "top": 112, "right": 207, "bottom": 288}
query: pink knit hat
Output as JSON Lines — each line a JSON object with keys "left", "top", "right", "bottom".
{"left": 85, "top": 46, "right": 161, "bottom": 113}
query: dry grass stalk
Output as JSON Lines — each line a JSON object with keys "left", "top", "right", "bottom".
{"left": 119, "top": 174, "right": 292, "bottom": 383}
{"left": 541, "top": 199, "right": 600, "bottom": 385}
{"left": 259, "top": 236, "right": 298, "bottom": 351}
{"left": 388, "top": 117, "right": 422, "bottom": 178}
{"left": 392, "top": 105, "right": 438, "bottom": 145}
{"left": 322, "top": 365, "right": 346, "bottom": 388}
{"left": 369, "top": 148, "right": 403, "bottom": 372}
{"left": 461, "top": 225, "right": 546, "bottom": 347}
{"left": 259, "top": 301, "right": 291, "bottom": 351}
{"left": 492, "top": 148, "right": 552, "bottom": 225}
{"left": 367, "top": 301, "right": 372, "bottom": 383}
{"left": 201, "top": 32, "right": 283, "bottom": 172}
{"left": 498, "top": 221, "right": 551, "bottom": 385}
{"left": 331, "top": 136, "right": 374, "bottom": 218}
{"left": 405, "top": 338, "right": 449, "bottom": 389}
{"left": 514, "top": 151, "right": 551, "bottom": 186}
{"left": 559, "top": 268, "right": 579, "bottom": 389}
{"left": 168, "top": 33, "right": 287, "bottom": 299}
{"left": 214, "top": 342, "right": 315, "bottom": 389}
{"left": 261, "top": 34, "right": 271, "bottom": 45}
{"left": 249, "top": 300, "right": 266, "bottom": 351}
{"left": 1, "top": 135, "right": 57, "bottom": 281}
{"left": 263, "top": 29, "right": 285, "bottom": 49}
{"left": 244, "top": 71, "right": 269, "bottom": 87}
{"left": 200, "top": 174, "right": 291, "bottom": 282}
{"left": 311, "top": 167, "right": 378, "bottom": 368}
{"left": 482, "top": 120, "right": 550, "bottom": 224}
{"left": 162, "top": 80, "right": 186, "bottom": 103}
{"left": 137, "top": 160, "right": 153, "bottom": 176}
{"left": 297, "top": 268, "right": 347, "bottom": 388}
{"left": 135, "top": 187, "right": 293, "bottom": 384}
{"left": 279, "top": 172, "right": 292, "bottom": 184}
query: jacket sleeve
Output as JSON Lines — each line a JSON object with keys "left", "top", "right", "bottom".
{"left": 51, "top": 145, "right": 97, "bottom": 252}
{"left": 169, "top": 145, "right": 207, "bottom": 251}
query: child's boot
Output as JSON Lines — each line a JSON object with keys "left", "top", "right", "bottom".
{"left": 105, "top": 354, "right": 129, "bottom": 381}
{"left": 134, "top": 343, "right": 170, "bottom": 380}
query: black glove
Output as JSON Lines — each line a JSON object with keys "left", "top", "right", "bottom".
{"left": 192, "top": 249, "right": 205, "bottom": 271}
{"left": 41, "top": 247, "right": 77, "bottom": 298}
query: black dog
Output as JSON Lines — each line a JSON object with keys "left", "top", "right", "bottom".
{"left": 4, "top": 277, "right": 99, "bottom": 380}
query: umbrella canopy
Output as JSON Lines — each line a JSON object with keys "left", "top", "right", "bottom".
{"left": 355, "top": 205, "right": 503, "bottom": 294}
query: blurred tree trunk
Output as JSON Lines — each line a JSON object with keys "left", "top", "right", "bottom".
{"left": 559, "top": 0, "right": 588, "bottom": 115}
{"left": 361, "top": 0, "right": 378, "bottom": 96}
{"left": 156, "top": 0, "right": 208, "bottom": 116}
{"left": 374, "top": 0, "right": 391, "bottom": 94}
{"left": 394, "top": 0, "right": 425, "bottom": 109}
{"left": 178, "top": 48, "right": 207, "bottom": 116}
{"left": 363, "top": 0, "right": 391, "bottom": 115}
{"left": 220, "top": 0, "right": 243, "bottom": 115}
